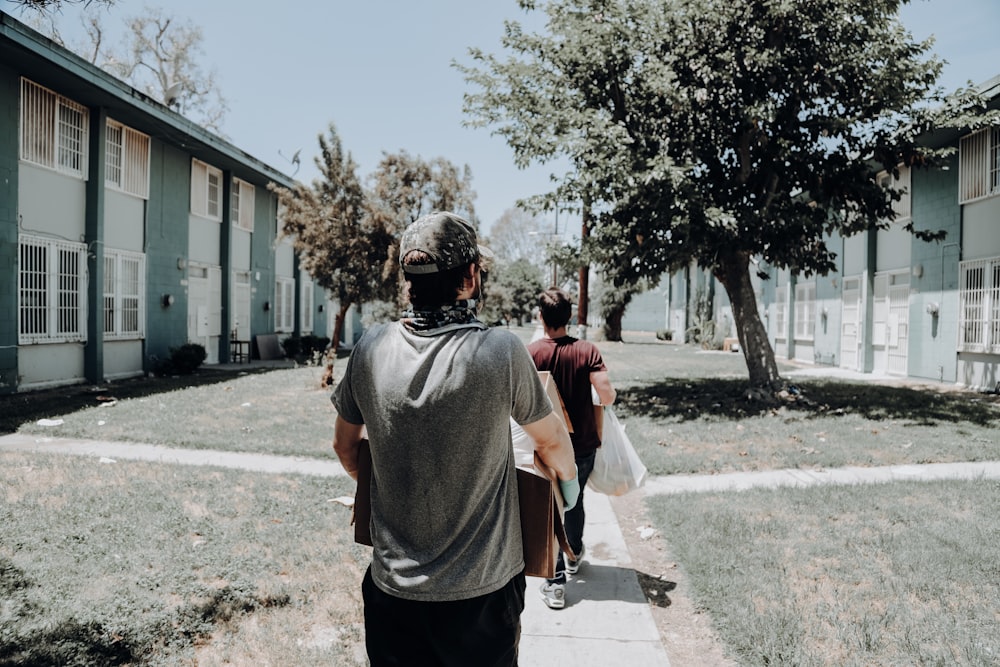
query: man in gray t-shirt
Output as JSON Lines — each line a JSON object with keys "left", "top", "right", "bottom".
{"left": 332, "top": 211, "right": 578, "bottom": 667}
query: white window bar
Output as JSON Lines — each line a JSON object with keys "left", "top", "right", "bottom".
{"left": 106, "top": 120, "right": 150, "bottom": 199}
{"left": 958, "top": 260, "right": 988, "bottom": 352}
{"left": 19, "top": 78, "right": 88, "bottom": 179}
{"left": 960, "top": 128, "right": 1000, "bottom": 204}
{"left": 103, "top": 249, "right": 146, "bottom": 339}
{"left": 275, "top": 277, "right": 295, "bottom": 332}
{"left": 18, "top": 234, "right": 87, "bottom": 344}
{"left": 774, "top": 286, "right": 787, "bottom": 339}
{"left": 991, "top": 262, "right": 1000, "bottom": 354}
{"left": 794, "top": 282, "right": 816, "bottom": 340}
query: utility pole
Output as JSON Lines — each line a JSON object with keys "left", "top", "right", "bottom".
{"left": 577, "top": 199, "right": 591, "bottom": 340}
{"left": 551, "top": 207, "right": 559, "bottom": 287}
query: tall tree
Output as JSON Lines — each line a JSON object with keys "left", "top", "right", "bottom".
{"left": 487, "top": 207, "right": 548, "bottom": 268}
{"left": 9, "top": 0, "right": 113, "bottom": 9}
{"left": 367, "top": 150, "right": 480, "bottom": 309}
{"left": 460, "top": 0, "right": 997, "bottom": 393}
{"left": 269, "top": 124, "right": 394, "bottom": 357}
{"left": 24, "top": 6, "right": 228, "bottom": 132}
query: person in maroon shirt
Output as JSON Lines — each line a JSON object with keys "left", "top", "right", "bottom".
{"left": 527, "top": 288, "right": 617, "bottom": 609}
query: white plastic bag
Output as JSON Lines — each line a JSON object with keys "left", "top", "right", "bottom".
{"left": 588, "top": 407, "right": 647, "bottom": 496}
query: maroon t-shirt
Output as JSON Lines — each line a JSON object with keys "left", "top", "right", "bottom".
{"left": 527, "top": 336, "right": 607, "bottom": 456}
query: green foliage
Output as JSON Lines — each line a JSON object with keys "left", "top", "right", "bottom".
{"left": 281, "top": 335, "right": 330, "bottom": 362}
{"left": 655, "top": 329, "right": 672, "bottom": 341}
{"left": 460, "top": 0, "right": 998, "bottom": 388}
{"left": 480, "top": 258, "right": 545, "bottom": 325}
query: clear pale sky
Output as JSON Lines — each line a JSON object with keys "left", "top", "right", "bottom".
{"left": 13, "top": 0, "right": 1000, "bottom": 234}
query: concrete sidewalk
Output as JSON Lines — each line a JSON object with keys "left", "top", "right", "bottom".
{"left": 0, "top": 432, "right": 672, "bottom": 666}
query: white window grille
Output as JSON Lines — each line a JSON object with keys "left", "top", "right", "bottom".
{"left": 18, "top": 234, "right": 87, "bottom": 344}
{"left": 958, "top": 257, "right": 1000, "bottom": 354}
{"left": 19, "top": 78, "right": 89, "bottom": 179}
{"left": 106, "top": 119, "right": 150, "bottom": 199}
{"left": 232, "top": 178, "right": 255, "bottom": 231}
{"left": 275, "top": 277, "right": 295, "bottom": 332}
{"left": 794, "top": 282, "right": 816, "bottom": 340}
{"left": 959, "top": 127, "right": 1000, "bottom": 203}
{"left": 191, "top": 159, "right": 223, "bottom": 221}
{"left": 103, "top": 249, "right": 146, "bottom": 339}
{"left": 300, "top": 279, "right": 314, "bottom": 333}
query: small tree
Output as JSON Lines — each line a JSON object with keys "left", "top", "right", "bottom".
{"left": 270, "top": 124, "right": 394, "bottom": 358}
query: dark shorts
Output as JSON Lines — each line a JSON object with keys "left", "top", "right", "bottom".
{"left": 362, "top": 566, "right": 526, "bottom": 667}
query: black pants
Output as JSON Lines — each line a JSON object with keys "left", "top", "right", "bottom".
{"left": 362, "top": 566, "right": 526, "bottom": 667}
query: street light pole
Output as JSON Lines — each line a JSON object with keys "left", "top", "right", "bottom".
{"left": 551, "top": 207, "right": 559, "bottom": 287}
{"left": 577, "top": 199, "right": 590, "bottom": 339}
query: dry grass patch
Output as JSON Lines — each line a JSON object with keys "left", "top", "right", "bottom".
{"left": 646, "top": 479, "right": 1000, "bottom": 666}
{"left": 0, "top": 450, "right": 368, "bottom": 665}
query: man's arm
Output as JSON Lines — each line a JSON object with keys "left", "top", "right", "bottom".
{"left": 333, "top": 415, "right": 365, "bottom": 480}
{"left": 521, "top": 411, "right": 576, "bottom": 481}
{"left": 590, "top": 370, "right": 617, "bottom": 406}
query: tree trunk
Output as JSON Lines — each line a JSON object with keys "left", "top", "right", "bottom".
{"left": 331, "top": 301, "right": 351, "bottom": 355}
{"left": 713, "top": 251, "right": 782, "bottom": 392}
{"left": 321, "top": 301, "right": 352, "bottom": 388}
{"left": 603, "top": 303, "right": 625, "bottom": 342}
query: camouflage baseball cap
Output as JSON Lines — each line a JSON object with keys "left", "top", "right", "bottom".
{"left": 399, "top": 212, "right": 493, "bottom": 274}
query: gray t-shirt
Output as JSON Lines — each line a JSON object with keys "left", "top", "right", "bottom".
{"left": 332, "top": 321, "right": 553, "bottom": 602}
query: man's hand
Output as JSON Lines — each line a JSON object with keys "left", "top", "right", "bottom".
{"left": 559, "top": 470, "right": 580, "bottom": 511}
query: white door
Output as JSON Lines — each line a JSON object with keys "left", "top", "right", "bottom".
{"left": 872, "top": 271, "right": 909, "bottom": 376}
{"left": 187, "top": 264, "right": 222, "bottom": 364}
{"left": 840, "top": 277, "right": 861, "bottom": 370}
{"left": 232, "top": 271, "right": 251, "bottom": 341}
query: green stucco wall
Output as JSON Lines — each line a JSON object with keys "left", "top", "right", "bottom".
{"left": 143, "top": 141, "right": 192, "bottom": 369}
{"left": 907, "top": 157, "right": 961, "bottom": 383}
{"left": 0, "top": 64, "right": 19, "bottom": 394}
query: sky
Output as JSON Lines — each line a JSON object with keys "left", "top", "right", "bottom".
{"left": 11, "top": 0, "right": 1000, "bottom": 235}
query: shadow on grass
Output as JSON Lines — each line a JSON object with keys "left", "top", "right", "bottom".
{"left": 617, "top": 378, "right": 1000, "bottom": 426}
{"left": 0, "top": 555, "right": 291, "bottom": 666}
{"left": 0, "top": 366, "right": 287, "bottom": 435}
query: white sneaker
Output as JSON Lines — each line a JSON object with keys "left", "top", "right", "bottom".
{"left": 566, "top": 545, "right": 585, "bottom": 575}
{"left": 539, "top": 581, "right": 565, "bottom": 609}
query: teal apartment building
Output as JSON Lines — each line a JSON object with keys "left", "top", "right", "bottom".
{"left": 1, "top": 11, "right": 330, "bottom": 393}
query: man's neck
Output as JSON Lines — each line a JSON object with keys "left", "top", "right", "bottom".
{"left": 543, "top": 325, "right": 568, "bottom": 339}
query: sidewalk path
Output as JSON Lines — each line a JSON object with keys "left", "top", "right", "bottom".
{"left": 6, "top": 432, "right": 999, "bottom": 666}
{"left": 0, "top": 432, "right": 671, "bottom": 666}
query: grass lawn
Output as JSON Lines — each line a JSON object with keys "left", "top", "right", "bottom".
{"left": 1, "top": 451, "right": 368, "bottom": 665}
{"left": 4, "top": 329, "right": 1000, "bottom": 664}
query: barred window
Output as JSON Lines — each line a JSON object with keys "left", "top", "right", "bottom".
{"left": 958, "top": 257, "right": 1000, "bottom": 354}
{"left": 103, "top": 249, "right": 146, "bottom": 339}
{"left": 232, "top": 178, "right": 255, "bottom": 231}
{"left": 106, "top": 119, "right": 150, "bottom": 199}
{"left": 191, "top": 159, "right": 223, "bottom": 220}
{"left": 18, "top": 235, "right": 87, "bottom": 344}
{"left": 959, "top": 127, "right": 1000, "bottom": 203}
{"left": 275, "top": 277, "right": 295, "bottom": 333}
{"left": 20, "top": 78, "right": 89, "bottom": 179}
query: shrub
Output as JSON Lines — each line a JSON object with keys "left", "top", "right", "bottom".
{"left": 152, "top": 343, "right": 207, "bottom": 376}
{"left": 280, "top": 336, "right": 301, "bottom": 359}
{"left": 656, "top": 329, "right": 674, "bottom": 341}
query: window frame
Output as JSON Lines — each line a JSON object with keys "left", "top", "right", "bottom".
{"left": 105, "top": 119, "right": 150, "bottom": 199}
{"left": 18, "top": 234, "right": 88, "bottom": 345}
{"left": 231, "top": 178, "right": 255, "bottom": 231}
{"left": 19, "top": 78, "right": 89, "bottom": 179}
{"left": 794, "top": 281, "right": 817, "bottom": 341}
{"left": 103, "top": 248, "right": 146, "bottom": 340}
{"left": 958, "top": 257, "right": 1000, "bottom": 354}
{"left": 959, "top": 127, "right": 1000, "bottom": 204}
{"left": 191, "top": 159, "right": 223, "bottom": 221}
{"left": 275, "top": 276, "right": 295, "bottom": 333}
{"left": 300, "top": 278, "right": 314, "bottom": 333}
